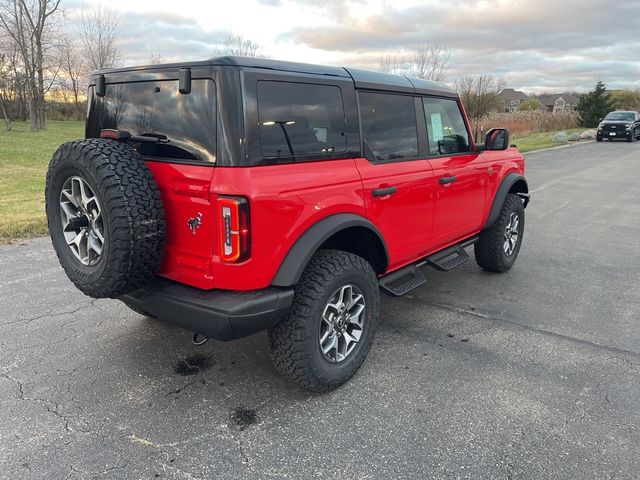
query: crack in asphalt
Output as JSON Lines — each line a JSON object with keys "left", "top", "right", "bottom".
{"left": 164, "top": 379, "right": 205, "bottom": 397}
{"left": 2, "top": 372, "right": 74, "bottom": 433}
{"left": 127, "top": 433, "right": 224, "bottom": 480}
{"left": 1, "top": 301, "right": 97, "bottom": 328}
{"left": 128, "top": 424, "right": 256, "bottom": 475}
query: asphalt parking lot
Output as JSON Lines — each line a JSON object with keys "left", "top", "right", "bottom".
{"left": 1, "top": 140, "right": 639, "bottom": 479}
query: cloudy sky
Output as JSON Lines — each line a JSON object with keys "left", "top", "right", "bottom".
{"left": 66, "top": 0, "right": 640, "bottom": 93}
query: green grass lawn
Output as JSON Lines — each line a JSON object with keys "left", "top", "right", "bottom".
{"left": 511, "top": 128, "right": 588, "bottom": 153}
{"left": 0, "top": 120, "right": 84, "bottom": 243}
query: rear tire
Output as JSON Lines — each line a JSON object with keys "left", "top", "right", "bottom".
{"left": 475, "top": 193, "right": 525, "bottom": 272}
{"left": 268, "top": 250, "right": 380, "bottom": 392}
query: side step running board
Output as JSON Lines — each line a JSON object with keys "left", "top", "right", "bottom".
{"left": 378, "top": 237, "right": 479, "bottom": 296}
{"left": 426, "top": 237, "right": 478, "bottom": 271}
{"left": 378, "top": 263, "right": 427, "bottom": 297}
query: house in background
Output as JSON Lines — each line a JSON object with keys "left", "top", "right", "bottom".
{"left": 535, "top": 93, "right": 580, "bottom": 113}
{"left": 497, "top": 88, "right": 528, "bottom": 112}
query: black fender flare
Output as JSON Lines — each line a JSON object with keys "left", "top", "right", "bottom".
{"left": 271, "top": 213, "right": 389, "bottom": 287}
{"left": 484, "top": 173, "right": 529, "bottom": 229}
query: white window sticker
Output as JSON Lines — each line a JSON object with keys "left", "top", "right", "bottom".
{"left": 431, "top": 113, "right": 444, "bottom": 142}
{"left": 313, "top": 127, "right": 328, "bottom": 143}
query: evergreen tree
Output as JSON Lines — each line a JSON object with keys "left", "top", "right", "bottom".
{"left": 577, "top": 81, "right": 614, "bottom": 127}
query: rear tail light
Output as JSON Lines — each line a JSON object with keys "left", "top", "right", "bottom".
{"left": 218, "top": 196, "right": 250, "bottom": 263}
{"left": 100, "top": 129, "right": 131, "bottom": 140}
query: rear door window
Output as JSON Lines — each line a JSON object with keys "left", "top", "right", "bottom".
{"left": 422, "top": 97, "right": 470, "bottom": 156}
{"left": 358, "top": 92, "right": 418, "bottom": 162}
{"left": 257, "top": 81, "right": 347, "bottom": 158}
{"left": 87, "top": 79, "right": 216, "bottom": 163}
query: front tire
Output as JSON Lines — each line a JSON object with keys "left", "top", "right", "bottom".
{"left": 475, "top": 193, "right": 525, "bottom": 272}
{"left": 269, "top": 250, "right": 380, "bottom": 392}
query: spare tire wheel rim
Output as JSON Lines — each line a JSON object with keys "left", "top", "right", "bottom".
{"left": 59, "top": 176, "right": 105, "bottom": 266}
{"left": 320, "top": 284, "right": 366, "bottom": 363}
{"left": 503, "top": 212, "right": 520, "bottom": 256}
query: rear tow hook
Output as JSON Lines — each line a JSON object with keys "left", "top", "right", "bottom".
{"left": 192, "top": 332, "right": 209, "bottom": 346}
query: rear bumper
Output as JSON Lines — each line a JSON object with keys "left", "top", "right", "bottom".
{"left": 120, "top": 278, "right": 294, "bottom": 341}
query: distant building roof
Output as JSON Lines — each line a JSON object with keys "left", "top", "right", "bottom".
{"left": 536, "top": 92, "right": 581, "bottom": 106}
{"left": 497, "top": 88, "right": 528, "bottom": 102}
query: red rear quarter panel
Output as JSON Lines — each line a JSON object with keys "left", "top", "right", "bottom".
{"left": 210, "top": 160, "right": 365, "bottom": 290}
{"left": 147, "top": 159, "right": 365, "bottom": 291}
{"left": 145, "top": 161, "right": 215, "bottom": 289}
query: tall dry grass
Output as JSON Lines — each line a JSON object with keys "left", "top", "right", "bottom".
{"left": 473, "top": 110, "right": 580, "bottom": 138}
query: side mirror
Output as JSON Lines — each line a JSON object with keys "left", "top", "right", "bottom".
{"left": 484, "top": 128, "right": 510, "bottom": 151}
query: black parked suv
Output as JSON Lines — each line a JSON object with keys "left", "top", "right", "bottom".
{"left": 596, "top": 111, "right": 640, "bottom": 142}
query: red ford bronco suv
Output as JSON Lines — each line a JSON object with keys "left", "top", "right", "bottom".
{"left": 45, "top": 57, "right": 529, "bottom": 392}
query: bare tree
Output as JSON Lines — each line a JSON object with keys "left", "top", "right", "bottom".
{"left": 148, "top": 53, "right": 166, "bottom": 65}
{"left": 411, "top": 44, "right": 450, "bottom": 82}
{"left": 0, "top": 0, "right": 62, "bottom": 130}
{"left": 0, "top": 37, "right": 27, "bottom": 121}
{"left": 454, "top": 75, "right": 506, "bottom": 141}
{"left": 379, "top": 43, "right": 450, "bottom": 81}
{"left": 80, "top": 4, "right": 119, "bottom": 71}
{"left": 0, "top": 51, "right": 12, "bottom": 129}
{"left": 219, "top": 32, "right": 270, "bottom": 59}
{"left": 379, "top": 54, "right": 408, "bottom": 75}
{"left": 57, "top": 36, "right": 84, "bottom": 117}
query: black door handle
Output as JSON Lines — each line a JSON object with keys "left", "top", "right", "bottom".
{"left": 439, "top": 176, "right": 457, "bottom": 185}
{"left": 372, "top": 186, "right": 397, "bottom": 197}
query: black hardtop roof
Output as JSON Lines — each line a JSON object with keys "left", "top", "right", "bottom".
{"left": 94, "top": 56, "right": 457, "bottom": 97}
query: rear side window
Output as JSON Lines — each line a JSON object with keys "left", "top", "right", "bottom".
{"left": 257, "top": 81, "right": 347, "bottom": 158}
{"left": 358, "top": 92, "right": 418, "bottom": 162}
{"left": 86, "top": 79, "right": 216, "bottom": 163}
{"left": 422, "top": 97, "right": 470, "bottom": 156}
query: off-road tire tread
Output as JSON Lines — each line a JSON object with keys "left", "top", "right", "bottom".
{"left": 45, "top": 139, "right": 165, "bottom": 298}
{"left": 474, "top": 193, "right": 524, "bottom": 272}
{"left": 268, "top": 249, "right": 379, "bottom": 392}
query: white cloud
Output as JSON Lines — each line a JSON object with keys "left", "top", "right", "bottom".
{"left": 70, "top": 0, "right": 640, "bottom": 92}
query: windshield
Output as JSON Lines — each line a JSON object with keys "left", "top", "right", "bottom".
{"left": 604, "top": 112, "right": 635, "bottom": 122}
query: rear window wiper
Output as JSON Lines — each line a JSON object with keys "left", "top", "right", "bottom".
{"left": 100, "top": 129, "right": 170, "bottom": 144}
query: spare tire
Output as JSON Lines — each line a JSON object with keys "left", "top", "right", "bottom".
{"left": 45, "top": 139, "right": 165, "bottom": 298}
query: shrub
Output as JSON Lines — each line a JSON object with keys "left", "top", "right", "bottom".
{"left": 517, "top": 99, "right": 542, "bottom": 111}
